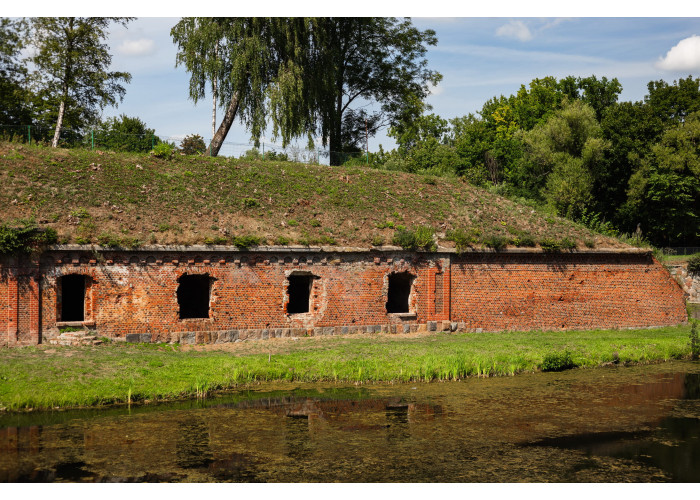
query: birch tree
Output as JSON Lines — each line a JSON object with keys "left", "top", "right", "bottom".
{"left": 28, "top": 17, "right": 132, "bottom": 147}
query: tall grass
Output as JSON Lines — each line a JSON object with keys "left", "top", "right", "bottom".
{"left": 0, "top": 324, "right": 694, "bottom": 411}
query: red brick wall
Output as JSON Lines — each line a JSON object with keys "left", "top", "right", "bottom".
{"left": 450, "top": 252, "right": 687, "bottom": 331}
{"left": 32, "top": 250, "right": 441, "bottom": 343}
{"left": 1, "top": 256, "right": 41, "bottom": 346}
{"left": 0, "top": 248, "right": 688, "bottom": 345}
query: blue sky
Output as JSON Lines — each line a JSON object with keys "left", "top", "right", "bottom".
{"left": 11, "top": 4, "right": 700, "bottom": 157}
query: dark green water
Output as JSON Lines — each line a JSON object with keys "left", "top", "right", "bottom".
{"left": 1, "top": 361, "right": 699, "bottom": 482}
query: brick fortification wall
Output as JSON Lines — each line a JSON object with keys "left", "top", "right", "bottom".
{"left": 450, "top": 252, "right": 686, "bottom": 331}
{"left": 0, "top": 246, "right": 687, "bottom": 346}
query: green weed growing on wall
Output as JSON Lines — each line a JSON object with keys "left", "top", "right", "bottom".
{"left": 0, "top": 219, "right": 57, "bottom": 255}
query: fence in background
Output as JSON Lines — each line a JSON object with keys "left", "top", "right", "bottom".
{"left": 664, "top": 247, "right": 700, "bottom": 256}
{"left": 0, "top": 124, "right": 370, "bottom": 166}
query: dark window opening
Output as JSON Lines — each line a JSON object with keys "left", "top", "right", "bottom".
{"left": 60, "top": 274, "right": 86, "bottom": 322}
{"left": 287, "top": 275, "right": 313, "bottom": 314}
{"left": 386, "top": 273, "right": 414, "bottom": 313}
{"left": 177, "top": 274, "right": 212, "bottom": 319}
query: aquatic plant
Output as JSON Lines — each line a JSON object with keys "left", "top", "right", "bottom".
{"left": 541, "top": 351, "right": 577, "bottom": 372}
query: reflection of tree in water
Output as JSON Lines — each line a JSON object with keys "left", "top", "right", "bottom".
{"left": 385, "top": 405, "right": 410, "bottom": 444}
{"left": 176, "top": 419, "right": 213, "bottom": 469}
{"left": 285, "top": 417, "right": 311, "bottom": 460}
{"left": 683, "top": 373, "right": 700, "bottom": 400}
{"left": 207, "top": 452, "right": 260, "bottom": 482}
{"left": 536, "top": 372, "right": 700, "bottom": 482}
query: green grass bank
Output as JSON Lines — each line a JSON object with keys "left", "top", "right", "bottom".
{"left": 1, "top": 324, "right": 697, "bottom": 412}
{"left": 0, "top": 141, "right": 619, "bottom": 250}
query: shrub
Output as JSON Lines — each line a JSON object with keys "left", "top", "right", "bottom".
{"left": 371, "top": 235, "right": 385, "bottom": 247}
{"left": 560, "top": 237, "right": 577, "bottom": 250}
{"left": 180, "top": 134, "right": 206, "bottom": 155}
{"left": 688, "top": 255, "right": 700, "bottom": 277}
{"left": 241, "top": 198, "right": 260, "bottom": 209}
{"left": 414, "top": 226, "right": 436, "bottom": 250}
{"left": 392, "top": 226, "right": 436, "bottom": 251}
{"left": 0, "top": 219, "right": 58, "bottom": 255}
{"left": 241, "top": 148, "right": 261, "bottom": 160}
{"left": 690, "top": 322, "right": 699, "bottom": 360}
{"left": 151, "top": 142, "right": 174, "bottom": 159}
{"left": 539, "top": 238, "right": 562, "bottom": 252}
{"left": 233, "top": 235, "right": 262, "bottom": 248}
{"left": 515, "top": 235, "right": 537, "bottom": 247}
{"left": 541, "top": 351, "right": 577, "bottom": 372}
{"left": 483, "top": 234, "right": 508, "bottom": 251}
{"left": 274, "top": 236, "right": 291, "bottom": 246}
{"left": 265, "top": 151, "right": 289, "bottom": 161}
{"left": 446, "top": 228, "right": 477, "bottom": 253}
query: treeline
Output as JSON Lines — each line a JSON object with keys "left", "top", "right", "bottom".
{"left": 0, "top": 18, "right": 136, "bottom": 147}
{"left": 359, "top": 75, "right": 700, "bottom": 247}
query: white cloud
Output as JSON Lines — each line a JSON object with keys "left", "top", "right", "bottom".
{"left": 656, "top": 35, "right": 700, "bottom": 71}
{"left": 117, "top": 38, "right": 156, "bottom": 57}
{"left": 496, "top": 21, "right": 533, "bottom": 42}
{"left": 428, "top": 82, "right": 443, "bottom": 97}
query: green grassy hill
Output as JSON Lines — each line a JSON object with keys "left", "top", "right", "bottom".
{"left": 0, "top": 141, "right": 623, "bottom": 251}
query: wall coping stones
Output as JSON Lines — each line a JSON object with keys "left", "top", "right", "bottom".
{"left": 47, "top": 244, "right": 651, "bottom": 255}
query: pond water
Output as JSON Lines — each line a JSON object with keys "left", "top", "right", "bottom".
{"left": 1, "top": 361, "right": 699, "bottom": 482}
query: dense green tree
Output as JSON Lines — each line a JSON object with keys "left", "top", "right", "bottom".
{"left": 28, "top": 17, "right": 132, "bottom": 147}
{"left": 597, "top": 101, "right": 664, "bottom": 224}
{"left": 299, "top": 18, "right": 441, "bottom": 165}
{"left": 481, "top": 77, "right": 564, "bottom": 133}
{"left": 0, "top": 18, "right": 33, "bottom": 128}
{"left": 180, "top": 134, "right": 207, "bottom": 155}
{"left": 576, "top": 75, "right": 623, "bottom": 121}
{"left": 92, "top": 114, "right": 158, "bottom": 152}
{"left": 645, "top": 76, "right": 700, "bottom": 124}
{"left": 449, "top": 114, "right": 492, "bottom": 185}
{"left": 389, "top": 113, "right": 449, "bottom": 152}
{"left": 623, "top": 112, "right": 700, "bottom": 245}
{"left": 518, "top": 100, "right": 608, "bottom": 218}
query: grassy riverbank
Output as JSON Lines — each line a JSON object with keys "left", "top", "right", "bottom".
{"left": 1, "top": 324, "right": 696, "bottom": 412}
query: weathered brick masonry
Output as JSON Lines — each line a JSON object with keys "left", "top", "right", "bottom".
{"left": 0, "top": 245, "right": 687, "bottom": 346}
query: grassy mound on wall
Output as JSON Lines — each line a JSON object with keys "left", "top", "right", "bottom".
{"left": 0, "top": 142, "right": 622, "bottom": 250}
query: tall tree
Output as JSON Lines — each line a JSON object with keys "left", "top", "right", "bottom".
{"left": 623, "top": 111, "right": 700, "bottom": 246}
{"left": 0, "top": 18, "right": 32, "bottom": 127}
{"left": 576, "top": 75, "right": 622, "bottom": 121}
{"left": 518, "top": 100, "right": 609, "bottom": 218}
{"left": 295, "top": 18, "right": 442, "bottom": 165}
{"left": 28, "top": 17, "right": 132, "bottom": 147}
{"left": 645, "top": 76, "right": 700, "bottom": 124}
{"left": 172, "top": 18, "right": 293, "bottom": 156}
{"left": 172, "top": 18, "right": 441, "bottom": 162}
{"left": 597, "top": 101, "right": 664, "bottom": 224}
